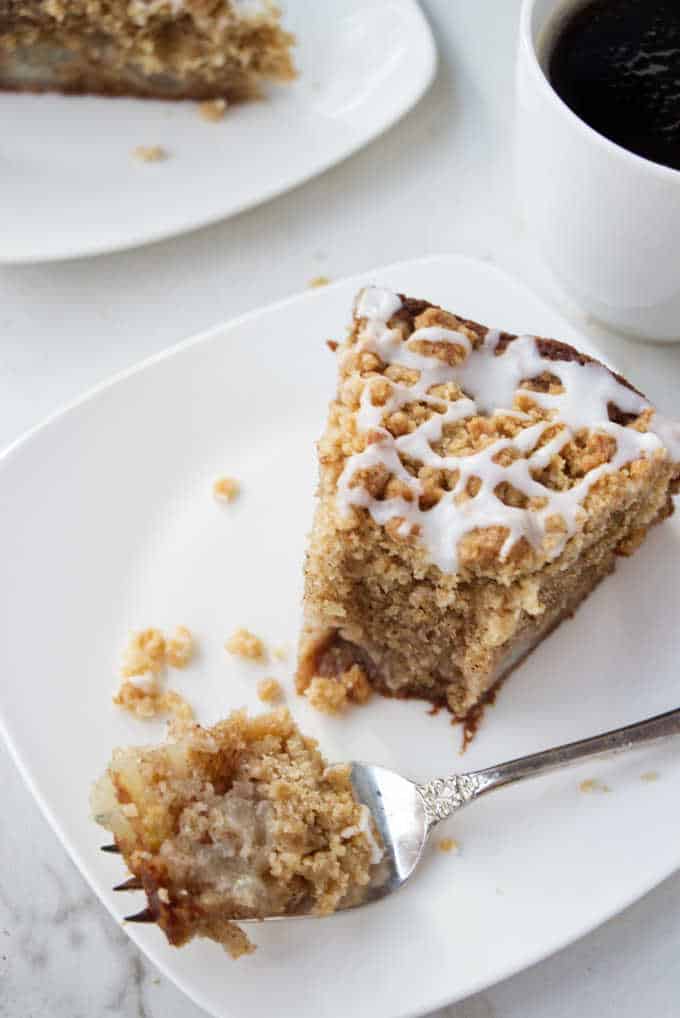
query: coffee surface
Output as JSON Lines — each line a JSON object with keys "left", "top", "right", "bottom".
{"left": 549, "top": 0, "right": 680, "bottom": 171}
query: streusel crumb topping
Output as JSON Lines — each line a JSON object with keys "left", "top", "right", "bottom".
{"left": 91, "top": 709, "right": 381, "bottom": 957}
{"left": 198, "top": 98, "right": 227, "bottom": 121}
{"left": 257, "top": 677, "right": 283, "bottom": 703}
{"left": 213, "top": 476, "right": 240, "bottom": 503}
{"left": 116, "top": 626, "right": 196, "bottom": 720}
{"left": 328, "top": 286, "right": 679, "bottom": 580}
{"left": 132, "top": 145, "right": 168, "bottom": 162}
{"left": 225, "top": 627, "right": 266, "bottom": 662}
{"left": 300, "top": 665, "right": 371, "bottom": 715}
{"left": 121, "top": 628, "right": 167, "bottom": 678}
{"left": 114, "top": 681, "right": 195, "bottom": 721}
{"left": 166, "top": 625, "right": 194, "bottom": 668}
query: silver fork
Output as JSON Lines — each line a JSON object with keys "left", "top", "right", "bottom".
{"left": 105, "top": 706, "right": 680, "bottom": 922}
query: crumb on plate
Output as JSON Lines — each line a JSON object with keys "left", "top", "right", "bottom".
{"left": 198, "top": 98, "right": 227, "bottom": 121}
{"left": 213, "top": 476, "right": 240, "bottom": 503}
{"left": 166, "top": 626, "right": 194, "bottom": 669}
{"left": 121, "top": 628, "right": 167, "bottom": 678}
{"left": 326, "top": 339, "right": 339, "bottom": 352}
{"left": 116, "top": 627, "right": 196, "bottom": 720}
{"left": 257, "top": 677, "right": 283, "bottom": 703}
{"left": 113, "top": 680, "right": 194, "bottom": 721}
{"left": 305, "top": 676, "right": 347, "bottom": 715}
{"left": 438, "top": 838, "right": 459, "bottom": 854}
{"left": 579, "top": 778, "right": 610, "bottom": 794}
{"left": 132, "top": 145, "right": 168, "bottom": 162}
{"left": 641, "top": 770, "right": 659, "bottom": 783}
{"left": 299, "top": 664, "right": 371, "bottom": 715}
{"left": 308, "top": 276, "right": 331, "bottom": 289}
{"left": 226, "top": 627, "right": 266, "bottom": 662}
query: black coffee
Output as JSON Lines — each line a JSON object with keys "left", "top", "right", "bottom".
{"left": 548, "top": 0, "right": 680, "bottom": 171}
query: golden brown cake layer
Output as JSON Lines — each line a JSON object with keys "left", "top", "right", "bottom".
{"left": 297, "top": 288, "right": 680, "bottom": 723}
{"left": 0, "top": 1, "right": 295, "bottom": 99}
{"left": 92, "top": 709, "right": 379, "bottom": 957}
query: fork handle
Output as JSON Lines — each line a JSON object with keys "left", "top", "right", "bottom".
{"left": 417, "top": 706, "right": 680, "bottom": 825}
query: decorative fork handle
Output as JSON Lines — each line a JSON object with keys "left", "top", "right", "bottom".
{"left": 417, "top": 706, "right": 680, "bottom": 827}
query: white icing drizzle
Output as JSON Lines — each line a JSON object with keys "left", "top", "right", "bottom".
{"left": 336, "top": 287, "right": 673, "bottom": 574}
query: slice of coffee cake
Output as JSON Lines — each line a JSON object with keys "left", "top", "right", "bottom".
{"left": 92, "top": 709, "right": 381, "bottom": 957}
{"left": 0, "top": 1, "right": 295, "bottom": 100}
{"left": 297, "top": 287, "right": 680, "bottom": 721}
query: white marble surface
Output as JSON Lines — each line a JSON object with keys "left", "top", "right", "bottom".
{"left": 1, "top": 2, "right": 680, "bottom": 1015}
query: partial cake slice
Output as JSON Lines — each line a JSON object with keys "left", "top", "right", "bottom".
{"left": 297, "top": 287, "right": 680, "bottom": 723}
{"left": 0, "top": 1, "right": 295, "bottom": 100}
{"left": 91, "top": 709, "right": 381, "bottom": 958}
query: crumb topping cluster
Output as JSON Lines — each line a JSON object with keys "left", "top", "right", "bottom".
{"left": 115, "top": 626, "right": 195, "bottom": 720}
{"left": 91, "top": 709, "right": 380, "bottom": 957}
{"left": 226, "top": 627, "right": 266, "bottom": 662}
{"left": 213, "top": 475, "right": 240, "bottom": 503}
{"left": 330, "top": 287, "right": 675, "bottom": 577}
{"left": 132, "top": 144, "right": 167, "bottom": 162}
{"left": 297, "top": 663, "right": 372, "bottom": 715}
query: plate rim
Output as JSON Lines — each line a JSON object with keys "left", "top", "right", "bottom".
{"left": 0, "top": 0, "right": 436, "bottom": 265}
{"left": 1, "top": 252, "right": 677, "bottom": 1017}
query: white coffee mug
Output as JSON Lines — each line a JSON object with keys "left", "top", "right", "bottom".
{"left": 516, "top": 0, "right": 680, "bottom": 342}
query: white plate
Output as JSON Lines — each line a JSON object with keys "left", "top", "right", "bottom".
{"left": 0, "top": 0, "right": 435, "bottom": 264}
{"left": 1, "top": 254, "right": 679, "bottom": 1018}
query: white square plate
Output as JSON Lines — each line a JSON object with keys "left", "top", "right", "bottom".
{"left": 0, "top": 0, "right": 435, "bottom": 263}
{"left": 1, "top": 254, "right": 679, "bottom": 1018}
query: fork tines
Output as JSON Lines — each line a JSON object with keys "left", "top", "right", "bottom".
{"left": 113, "top": 876, "right": 143, "bottom": 892}
{"left": 124, "top": 907, "right": 156, "bottom": 924}
{"left": 100, "top": 843, "right": 155, "bottom": 923}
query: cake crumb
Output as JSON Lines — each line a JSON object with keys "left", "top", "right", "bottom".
{"left": 296, "top": 287, "right": 676, "bottom": 740}
{"left": 272, "top": 643, "right": 290, "bottom": 662}
{"left": 213, "top": 476, "right": 240, "bottom": 503}
{"left": 302, "top": 665, "right": 371, "bottom": 715}
{"left": 341, "top": 664, "right": 372, "bottom": 704}
{"left": 92, "top": 709, "right": 376, "bottom": 958}
{"left": 132, "top": 145, "right": 168, "bottom": 163}
{"left": 579, "top": 778, "right": 610, "bottom": 794}
{"left": 115, "top": 627, "right": 196, "bottom": 720}
{"left": 438, "top": 838, "right": 459, "bottom": 854}
{"left": 166, "top": 626, "right": 194, "bottom": 669}
{"left": 113, "top": 681, "right": 194, "bottom": 721}
{"left": 160, "top": 690, "right": 195, "bottom": 721}
{"left": 641, "top": 770, "right": 659, "bottom": 783}
{"left": 305, "top": 676, "right": 348, "bottom": 715}
{"left": 226, "top": 627, "right": 266, "bottom": 662}
{"left": 326, "top": 339, "right": 339, "bottom": 352}
{"left": 121, "top": 628, "right": 167, "bottom": 678}
{"left": 308, "top": 275, "right": 331, "bottom": 289}
{"left": 198, "top": 98, "right": 227, "bottom": 121}
{"left": 257, "top": 678, "right": 283, "bottom": 703}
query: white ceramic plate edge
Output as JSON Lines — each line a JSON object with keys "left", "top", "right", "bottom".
{"left": 0, "top": 1, "right": 436, "bottom": 264}
{"left": 1, "top": 254, "right": 676, "bottom": 1017}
